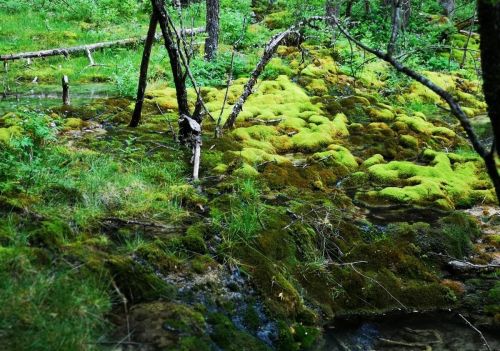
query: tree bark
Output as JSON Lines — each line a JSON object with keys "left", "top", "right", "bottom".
{"left": 325, "top": 0, "right": 340, "bottom": 28}
{"left": 204, "top": 0, "right": 220, "bottom": 60}
{"left": 130, "top": 13, "right": 158, "bottom": 127}
{"left": 477, "top": 0, "right": 500, "bottom": 155}
{"left": 152, "top": 0, "right": 190, "bottom": 117}
{"left": 439, "top": 0, "right": 455, "bottom": 18}
{"left": 62, "top": 75, "right": 70, "bottom": 106}
{"left": 345, "top": 0, "right": 355, "bottom": 17}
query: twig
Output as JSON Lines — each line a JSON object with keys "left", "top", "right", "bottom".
{"left": 459, "top": 314, "right": 492, "bottom": 351}
{"left": 327, "top": 14, "right": 500, "bottom": 202}
{"left": 111, "top": 278, "right": 130, "bottom": 342}
{"left": 348, "top": 263, "right": 407, "bottom": 310}
{"left": 215, "top": 17, "right": 247, "bottom": 137}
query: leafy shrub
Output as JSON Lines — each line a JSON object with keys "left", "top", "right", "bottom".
{"left": 10, "top": 0, "right": 143, "bottom": 24}
{"left": 190, "top": 52, "right": 246, "bottom": 87}
{"left": 112, "top": 62, "right": 138, "bottom": 98}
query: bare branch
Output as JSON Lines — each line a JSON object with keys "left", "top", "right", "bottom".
{"left": 327, "top": 14, "right": 500, "bottom": 202}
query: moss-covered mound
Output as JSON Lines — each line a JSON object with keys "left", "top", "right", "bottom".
{"left": 356, "top": 149, "right": 495, "bottom": 210}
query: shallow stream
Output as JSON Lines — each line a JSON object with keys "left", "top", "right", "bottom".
{"left": 322, "top": 312, "right": 499, "bottom": 350}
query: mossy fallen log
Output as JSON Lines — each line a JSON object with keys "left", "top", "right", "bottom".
{"left": 0, "top": 27, "right": 205, "bottom": 62}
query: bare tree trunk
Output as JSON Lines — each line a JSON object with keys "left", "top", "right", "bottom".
{"left": 62, "top": 75, "right": 70, "bottom": 106}
{"left": 364, "top": 0, "right": 371, "bottom": 15}
{"left": 345, "top": 0, "right": 355, "bottom": 17}
{"left": 460, "top": 8, "right": 476, "bottom": 69}
{"left": 223, "top": 30, "right": 295, "bottom": 129}
{"left": 326, "top": 0, "right": 340, "bottom": 28}
{"left": 0, "top": 27, "right": 204, "bottom": 62}
{"left": 130, "top": 13, "right": 158, "bottom": 127}
{"left": 387, "top": 0, "right": 403, "bottom": 55}
{"left": 152, "top": 0, "right": 190, "bottom": 117}
{"left": 204, "top": 0, "right": 220, "bottom": 60}
{"left": 478, "top": 0, "right": 500, "bottom": 156}
{"left": 439, "top": 0, "right": 455, "bottom": 18}
{"left": 401, "top": 0, "right": 411, "bottom": 28}
{"left": 152, "top": 0, "right": 206, "bottom": 180}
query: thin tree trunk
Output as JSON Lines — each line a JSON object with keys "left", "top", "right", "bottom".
{"left": 439, "top": 0, "right": 455, "bottom": 18}
{"left": 345, "top": 0, "right": 355, "bottom": 17}
{"left": 401, "top": 0, "right": 411, "bottom": 28}
{"left": 326, "top": 0, "right": 340, "bottom": 28}
{"left": 364, "top": 0, "right": 370, "bottom": 15}
{"left": 62, "top": 75, "right": 70, "bottom": 106}
{"left": 460, "top": 8, "right": 476, "bottom": 69}
{"left": 130, "top": 13, "right": 158, "bottom": 127}
{"left": 477, "top": 0, "right": 500, "bottom": 156}
{"left": 204, "top": 0, "right": 220, "bottom": 60}
{"left": 152, "top": 0, "right": 190, "bottom": 117}
{"left": 387, "top": 0, "right": 403, "bottom": 55}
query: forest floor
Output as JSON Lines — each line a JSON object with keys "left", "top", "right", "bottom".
{"left": 1, "top": 3, "right": 499, "bottom": 351}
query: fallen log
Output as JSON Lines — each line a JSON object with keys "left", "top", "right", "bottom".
{"left": 0, "top": 27, "right": 205, "bottom": 62}
{"left": 447, "top": 260, "right": 500, "bottom": 273}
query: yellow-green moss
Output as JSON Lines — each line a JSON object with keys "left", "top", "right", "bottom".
{"left": 0, "top": 126, "right": 22, "bottom": 145}
{"left": 400, "top": 134, "right": 418, "bottom": 148}
{"left": 213, "top": 163, "right": 229, "bottom": 174}
{"left": 358, "top": 149, "right": 495, "bottom": 209}
{"left": 63, "top": 117, "right": 84, "bottom": 130}
{"left": 366, "top": 106, "right": 395, "bottom": 122}
{"left": 263, "top": 11, "right": 291, "bottom": 29}
{"left": 306, "top": 79, "right": 328, "bottom": 96}
{"left": 396, "top": 114, "right": 455, "bottom": 138}
{"left": 311, "top": 145, "right": 358, "bottom": 174}
{"left": 300, "top": 57, "right": 338, "bottom": 78}
{"left": 362, "top": 154, "right": 385, "bottom": 168}
{"left": 233, "top": 163, "right": 260, "bottom": 178}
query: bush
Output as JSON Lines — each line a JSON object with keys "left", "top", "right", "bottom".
{"left": 190, "top": 52, "right": 247, "bottom": 87}
{"left": 112, "top": 62, "right": 139, "bottom": 98}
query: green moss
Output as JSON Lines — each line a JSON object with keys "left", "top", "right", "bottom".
{"left": 234, "top": 163, "right": 260, "bottom": 178}
{"left": 208, "top": 313, "right": 270, "bottom": 351}
{"left": 300, "top": 57, "right": 338, "bottom": 78}
{"left": 191, "top": 254, "right": 217, "bottom": 274}
{"left": 291, "top": 129, "right": 334, "bottom": 152}
{"left": 213, "top": 163, "right": 229, "bottom": 174}
{"left": 400, "top": 134, "right": 418, "bottom": 148}
{"left": 63, "top": 117, "right": 84, "bottom": 130}
{"left": 405, "top": 71, "right": 457, "bottom": 103}
{"left": 438, "top": 212, "right": 480, "bottom": 258}
{"left": 232, "top": 148, "right": 289, "bottom": 166}
{"left": 362, "top": 154, "right": 385, "bottom": 168}
{"left": 106, "top": 255, "right": 176, "bottom": 302}
{"left": 357, "top": 61, "right": 390, "bottom": 88}
{"left": 366, "top": 106, "right": 395, "bottom": 122}
{"left": 129, "top": 302, "right": 211, "bottom": 350}
{"left": 311, "top": 145, "right": 358, "bottom": 175}
{"left": 396, "top": 114, "right": 455, "bottom": 138}
{"left": 263, "top": 11, "right": 291, "bottom": 29}
{"left": 0, "top": 126, "right": 22, "bottom": 144}
{"left": 170, "top": 184, "right": 207, "bottom": 207}
{"left": 306, "top": 79, "right": 328, "bottom": 96}
{"left": 358, "top": 149, "right": 495, "bottom": 209}
{"left": 32, "top": 219, "right": 70, "bottom": 249}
